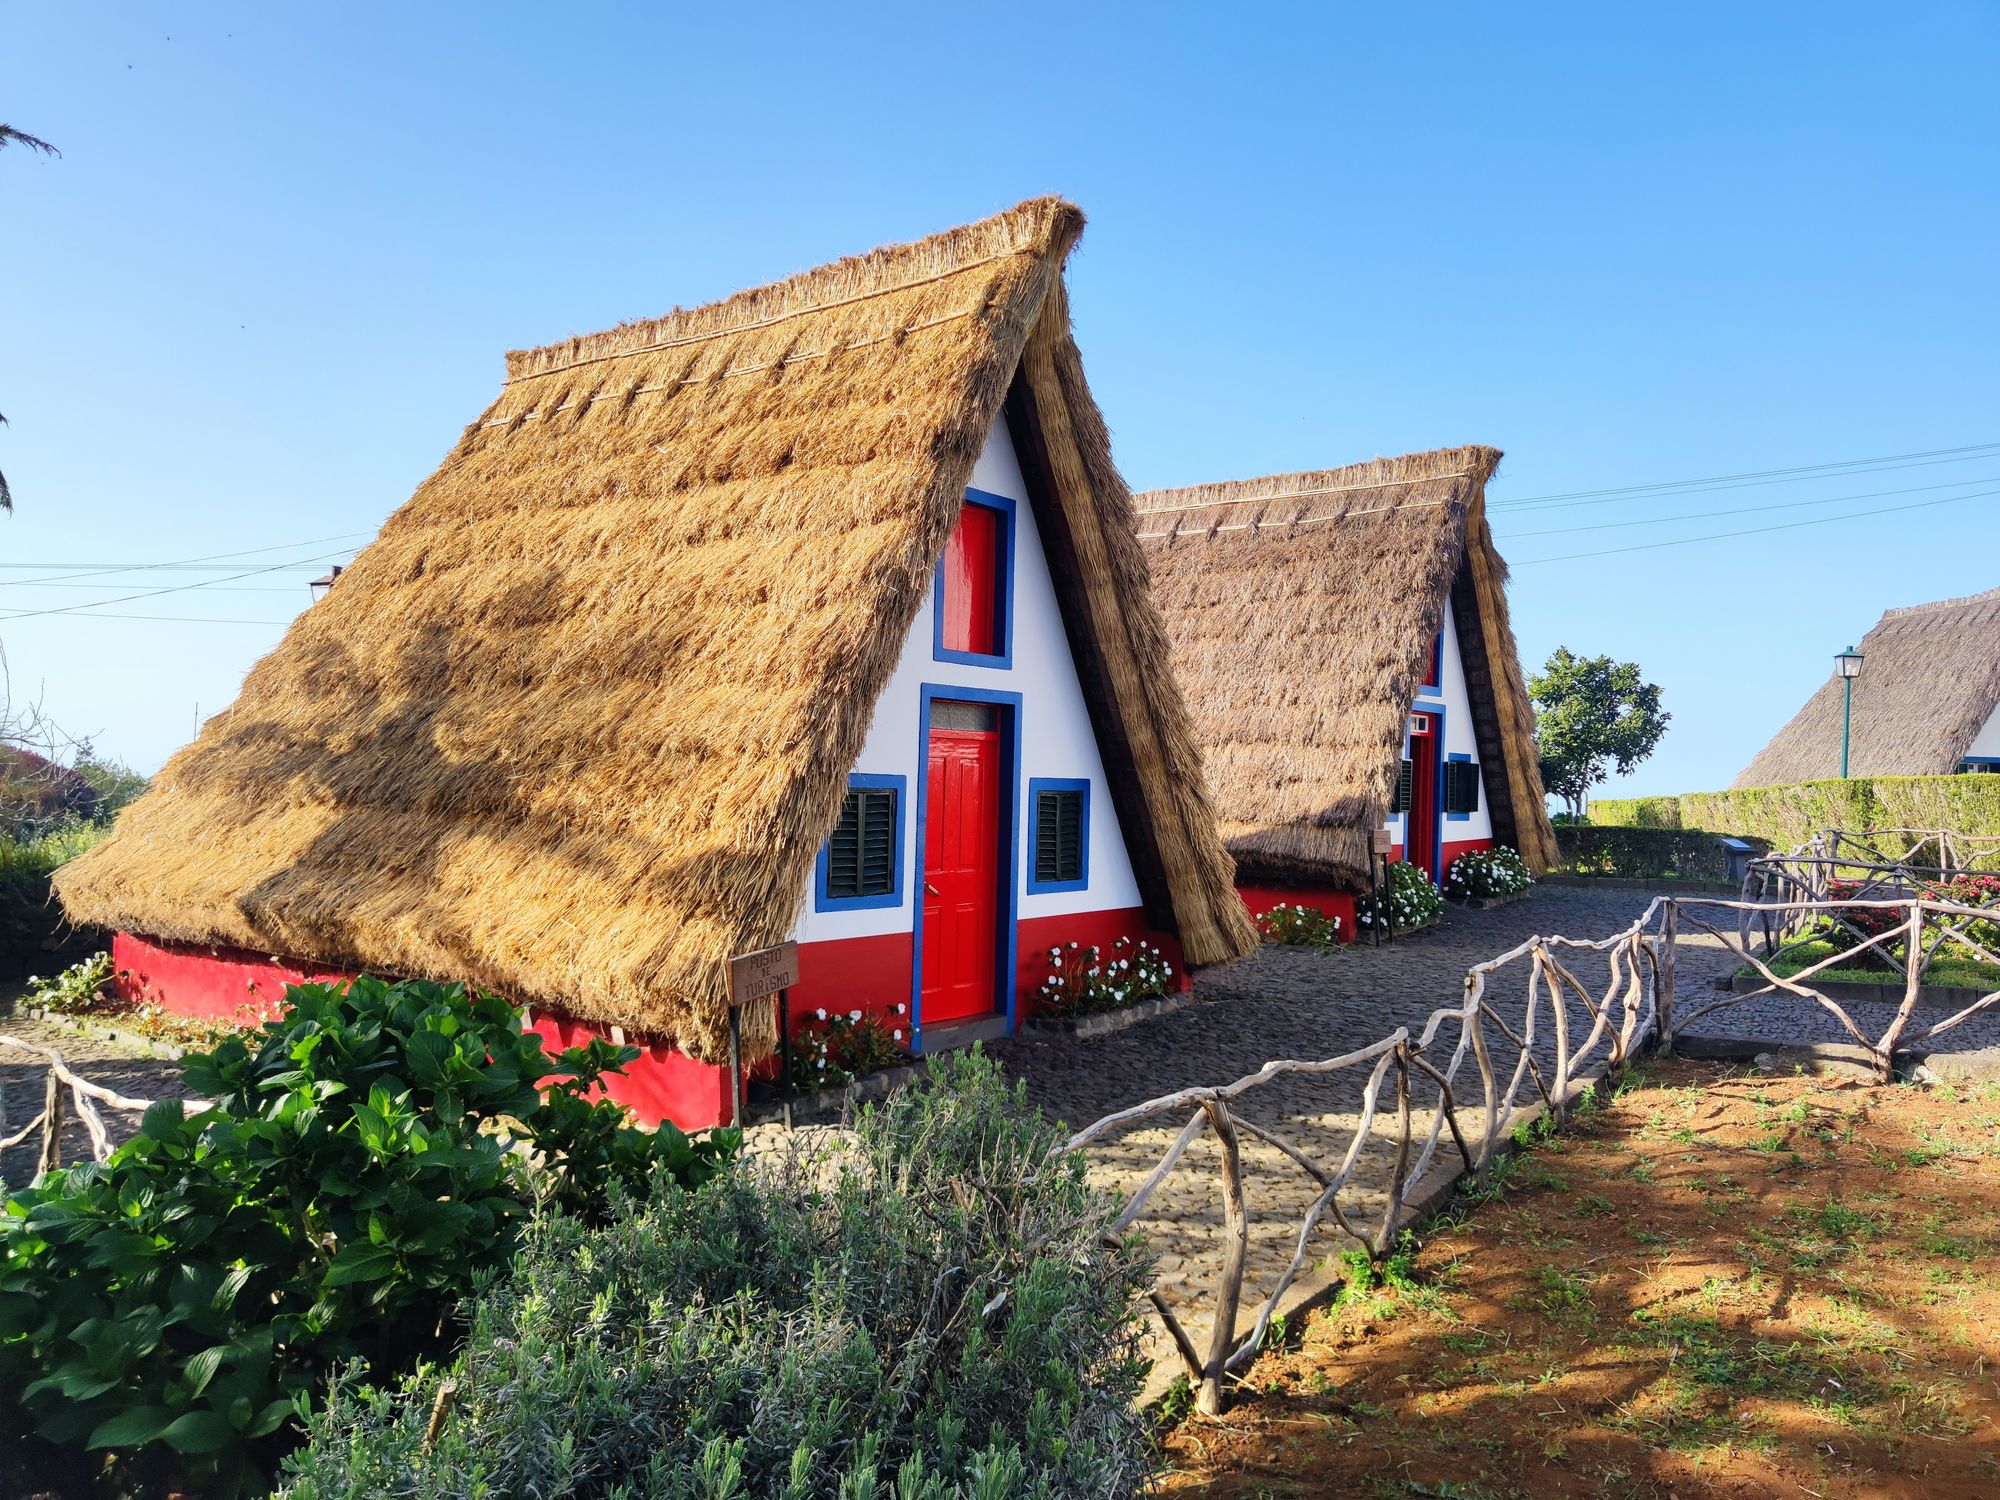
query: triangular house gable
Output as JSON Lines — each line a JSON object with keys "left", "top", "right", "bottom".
{"left": 1734, "top": 586, "right": 2000, "bottom": 787}
{"left": 56, "top": 199, "right": 1254, "bottom": 1064}
{"left": 1135, "top": 447, "right": 1556, "bottom": 889}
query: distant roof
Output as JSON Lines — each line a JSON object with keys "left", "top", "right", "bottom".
{"left": 1136, "top": 446, "right": 1555, "bottom": 888}
{"left": 56, "top": 198, "right": 1255, "bottom": 1062}
{"left": 1734, "top": 586, "right": 2000, "bottom": 787}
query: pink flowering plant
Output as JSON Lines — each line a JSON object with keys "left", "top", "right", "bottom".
{"left": 1034, "top": 935, "right": 1175, "bottom": 1020}
{"left": 785, "top": 1003, "right": 910, "bottom": 1092}
{"left": 1255, "top": 902, "right": 1344, "bottom": 950}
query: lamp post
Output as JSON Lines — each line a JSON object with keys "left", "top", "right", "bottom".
{"left": 1834, "top": 644, "right": 1865, "bottom": 777}
{"left": 308, "top": 565, "right": 343, "bottom": 603}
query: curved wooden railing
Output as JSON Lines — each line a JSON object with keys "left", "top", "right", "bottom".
{"left": 0, "top": 1034, "right": 206, "bottom": 1178}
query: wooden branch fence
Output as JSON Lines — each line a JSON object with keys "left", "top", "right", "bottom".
{"left": 1071, "top": 881, "right": 2000, "bottom": 1416}
{"left": 0, "top": 1033, "right": 206, "bottom": 1179}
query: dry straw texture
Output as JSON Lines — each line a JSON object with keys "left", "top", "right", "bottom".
{"left": 57, "top": 197, "right": 1254, "bottom": 1063}
{"left": 1734, "top": 586, "right": 2000, "bottom": 788}
{"left": 1137, "top": 447, "right": 1555, "bottom": 888}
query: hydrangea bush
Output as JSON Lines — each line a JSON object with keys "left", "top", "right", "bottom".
{"left": 1255, "top": 902, "right": 1344, "bottom": 949}
{"left": 1034, "top": 936, "right": 1174, "bottom": 1019}
{"left": 1356, "top": 858, "right": 1445, "bottom": 932}
{"left": 1443, "top": 845, "right": 1534, "bottom": 901}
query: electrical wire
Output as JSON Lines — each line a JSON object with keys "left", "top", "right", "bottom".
{"left": 0, "top": 532, "right": 372, "bottom": 585}
{"left": 1489, "top": 440, "right": 2000, "bottom": 510}
{"left": 0, "top": 548, "right": 355, "bottom": 621}
{"left": 1492, "top": 474, "right": 2000, "bottom": 541}
{"left": 1512, "top": 487, "right": 1999, "bottom": 565}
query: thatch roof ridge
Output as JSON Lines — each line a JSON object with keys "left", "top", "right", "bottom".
{"left": 1136, "top": 445, "right": 1504, "bottom": 519}
{"left": 505, "top": 197, "right": 1082, "bottom": 384}
{"left": 1137, "top": 444, "right": 1554, "bottom": 888}
{"left": 1733, "top": 585, "right": 2000, "bottom": 787}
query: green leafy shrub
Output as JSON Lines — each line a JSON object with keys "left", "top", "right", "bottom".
{"left": 1255, "top": 901, "right": 1345, "bottom": 949}
{"left": 282, "top": 1048, "right": 1155, "bottom": 1500}
{"left": 1033, "top": 935, "right": 1175, "bottom": 1018}
{"left": 1444, "top": 845, "right": 1534, "bottom": 900}
{"left": 1356, "top": 859, "right": 1445, "bottom": 932}
{"left": 785, "top": 1006, "right": 912, "bottom": 1092}
{"left": 0, "top": 976, "right": 737, "bottom": 1497}
{"left": 21, "top": 949, "right": 114, "bottom": 1014}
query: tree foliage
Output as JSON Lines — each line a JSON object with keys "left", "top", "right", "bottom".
{"left": 1529, "top": 647, "right": 1669, "bottom": 820}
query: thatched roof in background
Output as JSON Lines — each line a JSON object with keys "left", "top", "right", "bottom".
{"left": 1137, "top": 447, "right": 1556, "bottom": 889}
{"left": 1733, "top": 586, "right": 2000, "bottom": 787}
{"left": 56, "top": 197, "right": 1255, "bottom": 1063}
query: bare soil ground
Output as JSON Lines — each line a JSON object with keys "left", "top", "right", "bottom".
{"left": 1157, "top": 1059, "right": 2000, "bottom": 1500}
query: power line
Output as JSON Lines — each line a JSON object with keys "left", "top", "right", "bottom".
{"left": 1492, "top": 473, "right": 2000, "bottom": 541}
{"left": 1489, "top": 440, "right": 2000, "bottom": 510}
{"left": 1512, "top": 488, "right": 1998, "bottom": 565}
{"left": 0, "top": 548, "right": 354, "bottom": 621}
{"left": 5, "top": 611, "right": 295, "bottom": 625}
{"left": 0, "top": 531, "right": 371, "bottom": 585}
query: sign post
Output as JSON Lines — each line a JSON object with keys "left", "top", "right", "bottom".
{"left": 1370, "top": 828, "right": 1394, "bottom": 947}
{"left": 726, "top": 941, "right": 801, "bottom": 1129}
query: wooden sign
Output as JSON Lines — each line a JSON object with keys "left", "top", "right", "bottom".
{"left": 728, "top": 941, "right": 799, "bottom": 1004}
{"left": 1371, "top": 828, "right": 1394, "bottom": 856}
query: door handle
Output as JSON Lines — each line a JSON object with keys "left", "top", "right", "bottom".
{"left": 925, "top": 882, "right": 940, "bottom": 896}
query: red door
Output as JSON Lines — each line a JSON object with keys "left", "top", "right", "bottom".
{"left": 1407, "top": 713, "right": 1441, "bottom": 882}
{"left": 922, "top": 725, "right": 1002, "bottom": 1024}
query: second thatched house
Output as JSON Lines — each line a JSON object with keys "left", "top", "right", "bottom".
{"left": 1735, "top": 586, "right": 2000, "bottom": 786}
{"left": 55, "top": 198, "right": 1256, "bottom": 1127}
{"left": 1135, "top": 447, "right": 1556, "bottom": 930}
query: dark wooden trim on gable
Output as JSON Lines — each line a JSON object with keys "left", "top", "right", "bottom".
{"left": 1449, "top": 557, "right": 1522, "bottom": 852}
{"left": 1003, "top": 372, "right": 1179, "bottom": 934}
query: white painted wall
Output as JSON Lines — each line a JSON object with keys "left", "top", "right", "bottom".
{"left": 791, "top": 410, "right": 1145, "bottom": 945}
{"left": 1963, "top": 703, "right": 2000, "bottom": 762}
{"left": 1385, "top": 598, "right": 1496, "bottom": 850}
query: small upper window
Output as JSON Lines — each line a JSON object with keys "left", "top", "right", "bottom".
{"left": 1029, "top": 779, "right": 1089, "bottom": 892}
{"left": 819, "top": 778, "right": 903, "bottom": 909}
{"left": 1424, "top": 628, "right": 1444, "bottom": 688}
{"left": 935, "top": 492, "right": 1012, "bottom": 665}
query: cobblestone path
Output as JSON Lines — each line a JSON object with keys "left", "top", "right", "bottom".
{"left": 0, "top": 1006, "right": 191, "bottom": 1188}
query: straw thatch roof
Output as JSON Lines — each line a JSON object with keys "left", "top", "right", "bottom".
{"left": 1734, "top": 587, "right": 2000, "bottom": 787}
{"left": 56, "top": 197, "right": 1255, "bottom": 1063}
{"left": 1135, "top": 447, "right": 1556, "bottom": 888}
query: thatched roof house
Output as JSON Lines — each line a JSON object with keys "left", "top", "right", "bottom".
{"left": 1734, "top": 586, "right": 2000, "bottom": 787}
{"left": 1136, "top": 447, "right": 1556, "bottom": 892}
{"left": 57, "top": 197, "right": 1255, "bottom": 1072}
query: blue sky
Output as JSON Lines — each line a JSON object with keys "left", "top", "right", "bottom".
{"left": 3, "top": 4, "right": 1996, "bottom": 795}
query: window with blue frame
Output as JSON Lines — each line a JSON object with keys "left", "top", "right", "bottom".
{"left": 1028, "top": 778, "right": 1089, "bottom": 893}
{"left": 1444, "top": 756, "right": 1481, "bottom": 818}
{"left": 816, "top": 774, "right": 906, "bottom": 911}
{"left": 933, "top": 489, "right": 1016, "bottom": 667}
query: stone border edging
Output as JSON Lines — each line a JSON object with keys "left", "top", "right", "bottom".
{"left": 1457, "top": 889, "right": 1532, "bottom": 910}
{"left": 1728, "top": 971, "right": 1990, "bottom": 1013}
{"left": 1020, "top": 989, "right": 1196, "bottom": 1040}
{"left": 8, "top": 1004, "right": 187, "bottom": 1060}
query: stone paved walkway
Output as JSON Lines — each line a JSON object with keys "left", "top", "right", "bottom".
{"left": 0, "top": 1006, "right": 191, "bottom": 1188}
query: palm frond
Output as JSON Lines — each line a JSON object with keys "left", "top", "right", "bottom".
{"left": 0, "top": 126, "right": 59, "bottom": 157}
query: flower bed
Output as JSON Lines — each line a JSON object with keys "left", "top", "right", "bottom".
{"left": 1356, "top": 859, "right": 1445, "bottom": 933}
{"left": 1255, "top": 902, "right": 1344, "bottom": 949}
{"left": 1444, "top": 846, "right": 1534, "bottom": 904}
{"left": 783, "top": 1004, "right": 911, "bottom": 1093}
{"left": 1032, "top": 936, "right": 1175, "bottom": 1021}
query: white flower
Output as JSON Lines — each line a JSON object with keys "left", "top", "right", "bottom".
{"left": 894, "top": 1003, "right": 907, "bottom": 1014}
{"left": 1069, "top": 941, "right": 1079, "bottom": 950}
{"left": 892, "top": 1029, "right": 903, "bottom": 1041}
{"left": 849, "top": 1009, "right": 862, "bottom": 1021}
{"left": 815, "top": 1008, "right": 827, "bottom": 1020}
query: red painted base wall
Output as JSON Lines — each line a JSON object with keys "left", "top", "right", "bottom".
{"left": 1235, "top": 883, "right": 1360, "bottom": 943}
{"left": 110, "top": 904, "right": 1191, "bottom": 1132}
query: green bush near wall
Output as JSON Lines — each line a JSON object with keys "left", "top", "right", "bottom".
{"left": 1588, "top": 776, "right": 2000, "bottom": 851}
{"left": 1551, "top": 825, "right": 1753, "bottom": 881}
{"left": 0, "top": 821, "right": 105, "bottom": 977}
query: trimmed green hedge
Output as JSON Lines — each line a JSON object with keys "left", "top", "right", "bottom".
{"left": 1552, "top": 825, "right": 1752, "bottom": 882}
{"left": 1587, "top": 776, "right": 2000, "bottom": 851}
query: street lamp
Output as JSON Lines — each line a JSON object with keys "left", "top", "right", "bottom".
{"left": 308, "top": 565, "right": 343, "bottom": 604}
{"left": 1834, "top": 644, "right": 1865, "bottom": 777}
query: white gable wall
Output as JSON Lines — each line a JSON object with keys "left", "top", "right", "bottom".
{"left": 1963, "top": 703, "right": 2000, "bottom": 762}
{"left": 1386, "top": 598, "right": 1496, "bottom": 850}
{"left": 792, "top": 410, "right": 1144, "bottom": 945}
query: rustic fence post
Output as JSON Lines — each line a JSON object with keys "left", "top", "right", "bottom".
{"left": 38, "top": 1069, "right": 63, "bottom": 1179}
{"left": 1658, "top": 901, "right": 1678, "bottom": 1050}
{"left": 1877, "top": 901, "right": 1928, "bottom": 1081}
{"left": 1196, "top": 1098, "right": 1248, "bottom": 1417}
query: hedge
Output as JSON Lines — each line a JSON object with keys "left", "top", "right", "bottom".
{"left": 1551, "top": 825, "right": 1750, "bottom": 882}
{"left": 1586, "top": 775, "right": 2000, "bottom": 851}
{"left": 0, "top": 822, "right": 105, "bottom": 978}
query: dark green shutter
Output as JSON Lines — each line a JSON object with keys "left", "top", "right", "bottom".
{"left": 1034, "top": 789, "right": 1085, "bottom": 884}
{"left": 1443, "top": 761, "right": 1480, "bottom": 816}
{"left": 827, "top": 788, "right": 897, "bottom": 899}
{"left": 1395, "top": 759, "right": 1414, "bottom": 813}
